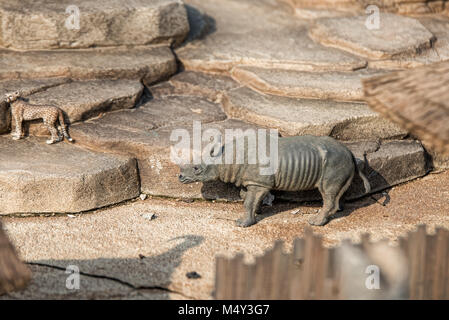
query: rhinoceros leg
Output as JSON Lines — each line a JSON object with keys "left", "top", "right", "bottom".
{"left": 236, "top": 185, "right": 269, "bottom": 227}
{"left": 309, "top": 170, "right": 354, "bottom": 226}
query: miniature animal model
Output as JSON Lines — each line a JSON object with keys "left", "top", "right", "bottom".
{"left": 178, "top": 135, "right": 371, "bottom": 227}
{"left": 5, "top": 91, "right": 73, "bottom": 144}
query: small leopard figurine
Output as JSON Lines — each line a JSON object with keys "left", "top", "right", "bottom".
{"left": 5, "top": 91, "right": 73, "bottom": 144}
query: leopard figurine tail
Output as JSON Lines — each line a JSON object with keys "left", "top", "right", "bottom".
{"left": 58, "top": 109, "right": 73, "bottom": 142}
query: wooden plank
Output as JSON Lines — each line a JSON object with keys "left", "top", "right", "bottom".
{"left": 250, "top": 255, "right": 268, "bottom": 300}
{"left": 408, "top": 225, "right": 427, "bottom": 299}
{"left": 324, "top": 247, "right": 339, "bottom": 299}
{"left": 432, "top": 228, "right": 449, "bottom": 299}
{"left": 231, "top": 253, "right": 245, "bottom": 300}
{"left": 313, "top": 240, "right": 329, "bottom": 299}
{"left": 269, "top": 241, "right": 289, "bottom": 299}
{"left": 300, "top": 228, "right": 316, "bottom": 299}
{"left": 256, "top": 246, "right": 275, "bottom": 299}
{"left": 222, "top": 256, "right": 234, "bottom": 299}
{"left": 0, "top": 220, "right": 31, "bottom": 295}
{"left": 289, "top": 238, "right": 305, "bottom": 299}
{"left": 214, "top": 256, "right": 226, "bottom": 299}
{"left": 363, "top": 60, "right": 449, "bottom": 156}
{"left": 423, "top": 233, "right": 437, "bottom": 299}
{"left": 244, "top": 262, "right": 257, "bottom": 300}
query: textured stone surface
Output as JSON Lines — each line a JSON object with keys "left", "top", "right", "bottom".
{"left": 0, "top": 46, "right": 176, "bottom": 85}
{"left": 292, "top": 7, "right": 357, "bottom": 19}
{"left": 222, "top": 87, "right": 406, "bottom": 140}
{"left": 364, "top": 140, "right": 429, "bottom": 190}
{"left": 280, "top": 0, "right": 361, "bottom": 10}
{"left": 177, "top": 28, "right": 366, "bottom": 73}
{"left": 177, "top": 0, "right": 366, "bottom": 73}
{"left": 71, "top": 118, "right": 250, "bottom": 200}
{"left": 1, "top": 264, "right": 184, "bottom": 300}
{"left": 0, "top": 0, "right": 189, "bottom": 50}
{"left": 309, "top": 14, "right": 435, "bottom": 60}
{"left": 169, "top": 71, "right": 241, "bottom": 101}
{"left": 280, "top": 0, "right": 448, "bottom": 14}
{"left": 70, "top": 95, "right": 232, "bottom": 199}
{"left": 14, "top": 80, "right": 143, "bottom": 137}
{"left": 231, "top": 66, "right": 386, "bottom": 101}
{"left": 0, "top": 78, "right": 70, "bottom": 134}
{"left": 367, "top": 48, "right": 442, "bottom": 70}
{"left": 150, "top": 72, "right": 241, "bottom": 102}
{"left": 0, "top": 136, "right": 139, "bottom": 214}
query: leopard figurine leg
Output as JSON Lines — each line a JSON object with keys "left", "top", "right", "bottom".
{"left": 44, "top": 120, "right": 61, "bottom": 145}
{"left": 11, "top": 111, "right": 23, "bottom": 140}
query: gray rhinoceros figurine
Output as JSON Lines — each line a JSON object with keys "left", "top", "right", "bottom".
{"left": 178, "top": 135, "right": 371, "bottom": 227}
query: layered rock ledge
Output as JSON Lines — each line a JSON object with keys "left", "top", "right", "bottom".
{"left": 0, "top": 45, "right": 176, "bottom": 85}
{"left": 0, "top": 136, "right": 139, "bottom": 214}
{"left": 0, "top": 0, "right": 189, "bottom": 50}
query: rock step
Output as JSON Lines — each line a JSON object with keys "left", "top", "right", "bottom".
{"left": 231, "top": 66, "right": 387, "bottom": 101}
{"left": 0, "top": 45, "right": 176, "bottom": 86}
{"left": 151, "top": 72, "right": 405, "bottom": 141}
{"left": 9, "top": 79, "right": 144, "bottom": 137}
{"left": 222, "top": 86, "right": 406, "bottom": 140}
{"left": 0, "top": 78, "right": 71, "bottom": 134}
{"left": 176, "top": 27, "right": 367, "bottom": 74}
{"left": 70, "top": 95, "right": 228, "bottom": 197}
{"left": 279, "top": 0, "right": 447, "bottom": 15}
{"left": 177, "top": 0, "right": 367, "bottom": 74}
{"left": 150, "top": 71, "right": 242, "bottom": 102}
{"left": 0, "top": 136, "right": 139, "bottom": 214}
{"left": 0, "top": 0, "right": 189, "bottom": 50}
{"left": 308, "top": 13, "right": 435, "bottom": 60}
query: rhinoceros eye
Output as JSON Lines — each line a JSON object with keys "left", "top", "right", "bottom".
{"left": 193, "top": 166, "right": 202, "bottom": 174}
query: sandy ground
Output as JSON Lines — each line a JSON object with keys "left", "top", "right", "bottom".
{"left": 1, "top": 171, "right": 448, "bottom": 299}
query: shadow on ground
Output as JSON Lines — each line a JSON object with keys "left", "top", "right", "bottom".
{"left": 2, "top": 235, "right": 204, "bottom": 300}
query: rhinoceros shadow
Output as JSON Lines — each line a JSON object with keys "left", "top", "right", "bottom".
{"left": 3, "top": 235, "right": 204, "bottom": 300}
{"left": 179, "top": 5, "right": 217, "bottom": 47}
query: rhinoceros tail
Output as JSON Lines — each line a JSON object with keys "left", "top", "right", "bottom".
{"left": 353, "top": 155, "right": 371, "bottom": 194}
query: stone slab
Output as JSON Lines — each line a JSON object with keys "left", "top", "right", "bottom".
{"left": 309, "top": 13, "right": 435, "bottom": 60}
{"left": 177, "top": 0, "right": 366, "bottom": 73}
{"left": 280, "top": 0, "right": 447, "bottom": 15}
{"left": 222, "top": 87, "right": 406, "bottom": 140}
{"left": 0, "top": 46, "right": 177, "bottom": 86}
{"left": 0, "top": 0, "right": 189, "bottom": 50}
{"left": 177, "top": 27, "right": 367, "bottom": 74}
{"left": 231, "top": 66, "right": 387, "bottom": 101}
{"left": 0, "top": 136, "right": 140, "bottom": 214}
{"left": 149, "top": 71, "right": 242, "bottom": 103}
{"left": 70, "top": 95, "right": 231, "bottom": 199}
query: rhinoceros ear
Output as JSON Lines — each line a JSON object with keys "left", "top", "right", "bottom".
{"left": 210, "top": 143, "right": 224, "bottom": 158}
